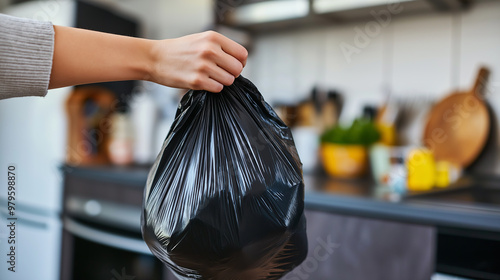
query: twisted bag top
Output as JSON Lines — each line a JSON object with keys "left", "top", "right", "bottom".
{"left": 141, "top": 76, "right": 308, "bottom": 280}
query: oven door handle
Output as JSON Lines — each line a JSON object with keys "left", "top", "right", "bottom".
{"left": 64, "top": 217, "right": 152, "bottom": 255}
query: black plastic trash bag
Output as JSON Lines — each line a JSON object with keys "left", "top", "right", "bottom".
{"left": 141, "top": 76, "right": 308, "bottom": 280}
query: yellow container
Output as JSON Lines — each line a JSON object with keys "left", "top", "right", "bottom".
{"left": 407, "top": 148, "right": 436, "bottom": 191}
{"left": 321, "top": 144, "right": 368, "bottom": 178}
{"left": 435, "top": 161, "right": 451, "bottom": 188}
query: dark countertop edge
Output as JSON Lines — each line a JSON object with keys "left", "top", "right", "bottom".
{"left": 305, "top": 192, "right": 500, "bottom": 233}
{"left": 61, "top": 164, "right": 500, "bottom": 233}
{"left": 60, "top": 164, "right": 150, "bottom": 186}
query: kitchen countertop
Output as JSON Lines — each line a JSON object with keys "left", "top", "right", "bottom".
{"left": 304, "top": 175, "right": 500, "bottom": 233}
{"left": 62, "top": 164, "right": 500, "bottom": 233}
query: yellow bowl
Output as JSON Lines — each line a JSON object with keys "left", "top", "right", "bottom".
{"left": 320, "top": 144, "right": 368, "bottom": 178}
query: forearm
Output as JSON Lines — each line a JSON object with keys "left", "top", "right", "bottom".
{"left": 49, "top": 26, "right": 247, "bottom": 92}
{"left": 49, "top": 25, "right": 154, "bottom": 89}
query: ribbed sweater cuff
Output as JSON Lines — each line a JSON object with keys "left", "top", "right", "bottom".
{"left": 0, "top": 14, "right": 54, "bottom": 100}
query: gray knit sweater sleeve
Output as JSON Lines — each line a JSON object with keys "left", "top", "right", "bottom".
{"left": 0, "top": 13, "right": 54, "bottom": 100}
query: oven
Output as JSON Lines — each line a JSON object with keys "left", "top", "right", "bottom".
{"left": 60, "top": 165, "right": 177, "bottom": 280}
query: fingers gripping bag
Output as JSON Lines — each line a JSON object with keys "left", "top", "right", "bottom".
{"left": 141, "top": 76, "right": 308, "bottom": 280}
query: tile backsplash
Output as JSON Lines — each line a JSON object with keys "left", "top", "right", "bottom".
{"left": 244, "top": 0, "right": 500, "bottom": 175}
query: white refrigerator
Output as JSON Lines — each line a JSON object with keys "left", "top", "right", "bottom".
{"left": 0, "top": 1, "right": 76, "bottom": 279}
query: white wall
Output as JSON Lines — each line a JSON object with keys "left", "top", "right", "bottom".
{"left": 92, "top": 0, "right": 213, "bottom": 39}
{"left": 245, "top": 0, "right": 500, "bottom": 174}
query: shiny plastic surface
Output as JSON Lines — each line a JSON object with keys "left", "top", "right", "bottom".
{"left": 141, "top": 76, "right": 307, "bottom": 279}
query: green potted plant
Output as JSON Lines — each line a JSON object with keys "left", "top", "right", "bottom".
{"left": 320, "top": 118, "right": 380, "bottom": 178}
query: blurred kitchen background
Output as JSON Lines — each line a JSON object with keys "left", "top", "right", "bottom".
{"left": 0, "top": 0, "right": 499, "bottom": 280}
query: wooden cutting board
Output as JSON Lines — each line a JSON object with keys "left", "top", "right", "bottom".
{"left": 423, "top": 67, "right": 490, "bottom": 167}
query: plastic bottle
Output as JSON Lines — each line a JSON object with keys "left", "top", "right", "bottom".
{"left": 407, "top": 148, "right": 436, "bottom": 191}
{"left": 109, "top": 111, "right": 134, "bottom": 165}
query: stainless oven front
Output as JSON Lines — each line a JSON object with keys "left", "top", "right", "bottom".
{"left": 60, "top": 165, "right": 176, "bottom": 280}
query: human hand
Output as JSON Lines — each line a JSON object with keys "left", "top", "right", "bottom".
{"left": 148, "top": 31, "right": 248, "bottom": 93}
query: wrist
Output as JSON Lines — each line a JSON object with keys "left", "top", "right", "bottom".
{"left": 136, "top": 38, "right": 157, "bottom": 82}
{"left": 147, "top": 39, "right": 175, "bottom": 85}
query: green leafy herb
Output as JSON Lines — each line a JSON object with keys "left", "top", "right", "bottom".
{"left": 320, "top": 118, "right": 380, "bottom": 146}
